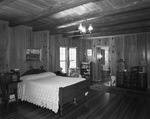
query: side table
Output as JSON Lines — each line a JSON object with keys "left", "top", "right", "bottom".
{"left": 0, "top": 72, "right": 21, "bottom": 107}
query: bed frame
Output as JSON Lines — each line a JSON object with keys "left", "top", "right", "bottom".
{"left": 21, "top": 68, "right": 90, "bottom": 116}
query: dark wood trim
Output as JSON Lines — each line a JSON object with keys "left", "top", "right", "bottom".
{"left": 0, "top": 0, "right": 15, "bottom": 7}
{"left": 65, "top": 26, "right": 150, "bottom": 38}
{"left": 33, "top": 3, "right": 150, "bottom": 32}
{"left": 9, "top": 0, "right": 100, "bottom": 27}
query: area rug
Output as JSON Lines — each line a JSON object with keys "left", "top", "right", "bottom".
{"left": 90, "top": 83, "right": 150, "bottom": 98}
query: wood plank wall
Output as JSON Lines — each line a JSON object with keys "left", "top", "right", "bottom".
{"left": 0, "top": 20, "right": 91, "bottom": 74}
{"left": 0, "top": 21, "right": 10, "bottom": 72}
{"left": 91, "top": 33, "right": 150, "bottom": 88}
{"left": 0, "top": 21, "right": 50, "bottom": 75}
{"left": 0, "top": 20, "right": 150, "bottom": 90}
{"left": 49, "top": 35, "right": 92, "bottom": 72}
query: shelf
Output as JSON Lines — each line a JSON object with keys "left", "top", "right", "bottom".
{"left": 80, "top": 62, "right": 92, "bottom": 81}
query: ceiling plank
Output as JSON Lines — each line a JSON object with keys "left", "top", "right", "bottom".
{"left": 33, "top": 1, "right": 150, "bottom": 32}
{"left": 66, "top": 26, "right": 150, "bottom": 39}
{"left": 63, "top": 19, "right": 150, "bottom": 37}
{"left": 0, "top": 0, "right": 15, "bottom": 7}
{"left": 9, "top": 0, "right": 101, "bottom": 27}
{"left": 81, "top": 26, "right": 150, "bottom": 39}
{"left": 43, "top": 9, "right": 150, "bottom": 34}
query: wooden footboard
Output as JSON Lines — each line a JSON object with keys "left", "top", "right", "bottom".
{"left": 59, "top": 79, "right": 90, "bottom": 116}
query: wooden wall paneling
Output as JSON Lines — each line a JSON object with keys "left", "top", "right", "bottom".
{"left": 147, "top": 32, "right": 150, "bottom": 88}
{"left": 20, "top": 27, "right": 31, "bottom": 73}
{"left": 0, "top": 21, "right": 10, "bottom": 72}
{"left": 75, "top": 39, "right": 82, "bottom": 67}
{"left": 96, "top": 47, "right": 102, "bottom": 81}
{"left": 124, "top": 35, "right": 131, "bottom": 70}
{"left": 49, "top": 34, "right": 62, "bottom": 72}
{"left": 110, "top": 37, "right": 117, "bottom": 75}
{"left": 95, "top": 39, "right": 102, "bottom": 81}
{"left": 137, "top": 33, "right": 147, "bottom": 65}
{"left": 10, "top": 26, "right": 30, "bottom": 74}
{"left": 129, "top": 34, "right": 138, "bottom": 68}
{"left": 115, "top": 36, "right": 124, "bottom": 72}
{"left": 80, "top": 39, "right": 86, "bottom": 62}
{"left": 69, "top": 38, "right": 76, "bottom": 47}
{"left": 49, "top": 35, "right": 57, "bottom": 72}
{"left": 86, "top": 40, "right": 93, "bottom": 62}
{"left": 49, "top": 35, "right": 54, "bottom": 72}
{"left": 33, "top": 31, "right": 50, "bottom": 71}
{"left": 46, "top": 31, "right": 50, "bottom": 71}
{"left": 101, "top": 37, "right": 109, "bottom": 46}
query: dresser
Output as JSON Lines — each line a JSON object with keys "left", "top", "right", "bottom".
{"left": 116, "top": 70, "right": 147, "bottom": 90}
{"left": 0, "top": 71, "right": 21, "bottom": 106}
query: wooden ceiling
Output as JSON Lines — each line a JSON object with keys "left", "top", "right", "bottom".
{"left": 0, "top": 0, "right": 150, "bottom": 38}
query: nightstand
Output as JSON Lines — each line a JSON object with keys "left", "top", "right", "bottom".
{"left": 0, "top": 72, "right": 21, "bottom": 106}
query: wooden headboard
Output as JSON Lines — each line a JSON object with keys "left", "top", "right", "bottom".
{"left": 22, "top": 68, "right": 46, "bottom": 76}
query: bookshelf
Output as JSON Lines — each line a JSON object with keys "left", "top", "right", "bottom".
{"left": 80, "top": 62, "right": 92, "bottom": 81}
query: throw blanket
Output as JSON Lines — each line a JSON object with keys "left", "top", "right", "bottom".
{"left": 18, "top": 72, "right": 86, "bottom": 113}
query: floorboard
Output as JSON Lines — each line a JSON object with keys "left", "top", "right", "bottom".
{"left": 0, "top": 90, "right": 150, "bottom": 119}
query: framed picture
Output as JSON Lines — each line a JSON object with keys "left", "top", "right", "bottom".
{"left": 26, "top": 48, "right": 41, "bottom": 61}
{"left": 87, "top": 49, "right": 92, "bottom": 56}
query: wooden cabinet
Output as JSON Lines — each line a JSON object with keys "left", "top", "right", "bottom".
{"left": 116, "top": 70, "right": 147, "bottom": 90}
{"left": 80, "top": 62, "right": 92, "bottom": 81}
{"left": 0, "top": 71, "right": 21, "bottom": 106}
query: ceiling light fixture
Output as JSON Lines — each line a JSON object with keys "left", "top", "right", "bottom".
{"left": 78, "top": 23, "right": 93, "bottom": 34}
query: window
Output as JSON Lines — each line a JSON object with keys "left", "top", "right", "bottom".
{"left": 60, "top": 47, "right": 77, "bottom": 73}
{"left": 60, "top": 47, "right": 67, "bottom": 73}
{"left": 87, "top": 49, "right": 92, "bottom": 56}
{"left": 69, "top": 48, "right": 76, "bottom": 68}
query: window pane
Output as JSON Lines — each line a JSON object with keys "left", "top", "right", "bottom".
{"left": 60, "top": 61, "right": 66, "bottom": 73}
{"left": 69, "top": 48, "right": 76, "bottom": 68}
{"left": 60, "top": 47, "right": 67, "bottom": 73}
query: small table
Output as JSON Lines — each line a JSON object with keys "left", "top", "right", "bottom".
{"left": 0, "top": 80, "right": 21, "bottom": 106}
{"left": 0, "top": 72, "right": 21, "bottom": 106}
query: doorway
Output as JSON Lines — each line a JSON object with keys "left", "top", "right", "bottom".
{"left": 96, "top": 46, "right": 111, "bottom": 86}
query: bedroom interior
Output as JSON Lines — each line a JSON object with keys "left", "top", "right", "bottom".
{"left": 0, "top": 0, "right": 150, "bottom": 119}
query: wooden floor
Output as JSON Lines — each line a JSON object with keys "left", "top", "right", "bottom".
{"left": 0, "top": 90, "right": 150, "bottom": 119}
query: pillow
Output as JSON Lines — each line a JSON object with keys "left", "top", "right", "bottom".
{"left": 20, "top": 72, "right": 56, "bottom": 81}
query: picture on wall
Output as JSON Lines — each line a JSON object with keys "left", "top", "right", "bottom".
{"left": 87, "top": 49, "right": 92, "bottom": 56}
{"left": 26, "top": 48, "right": 41, "bottom": 61}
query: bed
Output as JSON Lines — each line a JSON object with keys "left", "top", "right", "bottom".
{"left": 18, "top": 68, "right": 90, "bottom": 116}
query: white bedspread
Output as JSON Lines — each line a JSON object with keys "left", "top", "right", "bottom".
{"left": 18, "top": 72, "right": 86, "bottom": 113}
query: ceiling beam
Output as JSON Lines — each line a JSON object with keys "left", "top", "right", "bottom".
{"left": 67, "top": 26, "right": 150, "bottom": 39}
{"left": 33, "top": 1, "right": 150, "bottom": 32}
{"left": 9, "top": 0, "right": 100, "bottom": 27}
{"left": 81, "top": 26, "right": 150, "bottom": 39}
{"left": 0, "top": 0, "right": 15, "bottom": 7}
{"left": 46, "top": 9, "right": 150, "bottom": 34}
{"left": 63, "top": 19, "right": 150, "bottom": 37}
